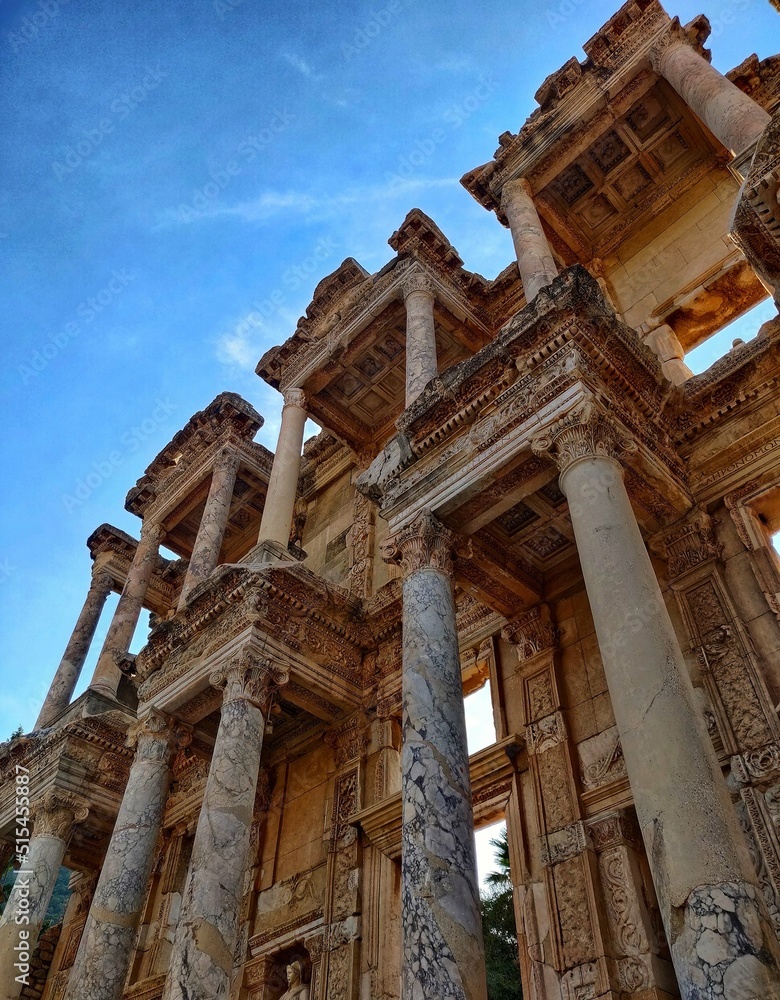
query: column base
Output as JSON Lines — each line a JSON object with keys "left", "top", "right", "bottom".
{"left": 241, "top": 538, "right": 299, "bottom": 567}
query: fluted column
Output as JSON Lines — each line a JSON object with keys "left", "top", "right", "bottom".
{"left": 64, "top": 711, "right": 187, "bottom": 1000}
{"left": 532, "top": 397, "right": 780, "bottom": 1000}
{"left": 650, "top": 20, "right": 770, "bottom": 154}
{"left": 35, "top": 569, "right": 114, "bottom": 728}
{"left": 0, "top": 791, "right": 89, "bottom": 1000}
{"left": 403, "top": 273, "right": 438, "bottom": 407}
{"left": 90, "top": 520, "right": 163, "bottom": 698}
{"left": 257, "top": 389, "right": 307, "bottom": 548}
{"left": 178, "top": 448, "right": 240, "bottom": 609}
{"left": 501, "top": 177, "right": 558, "bottom": 303}
{"left": 382, "top": 512, "right": 487, "bottom": 1000}
{"left": 162, "top": 652, "right": 288, "bottom": 1000}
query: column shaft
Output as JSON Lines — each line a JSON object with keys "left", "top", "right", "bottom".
{"left": 384, "top": 513, "right": 487, "bottom": 1000}
{"left": 257, "top": 390, "right": 307, "bottom": 548}
{"left": 90, "top": 521, "right": 162, "bottom": 698}
{"left": 35, "top": 570, "right": 113, "bottom": 728}
{"left": 64, "top": 712, "right": 183, "bottom": 1000}
{"left": 501, "top": 178, "right": 558, "bottom": 303}
{"left": 546, "top": 416, "right": 780, "bottom": 998}
{"left": 178, "top": 449, "right": 240, "bottom": 608}
{"left": 403, "top": 276, "right": 438, "bottom": 407}
{"left": 653, "top": 35, "right": 770, "bottom": 154}
{"left": 162, "top": 654, "right": 287, "bottom": 1000}
{"left": 0, "top": 793, "right": 88, "bottom": 1000}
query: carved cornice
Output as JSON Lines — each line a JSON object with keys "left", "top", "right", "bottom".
{"left": 502, "top": 605, "right": 559, "bottom": 662}
{"left": 531, "top": 394, "right": 636, "bottom": 477}
{"left": 381, "top": 510, "right": 470, "bottom": 579}
{"left": 210, "top": 651, "right": 289, "bottom": 713}
{"left": 649, "top": 508, "right": 721, "bottom": 581}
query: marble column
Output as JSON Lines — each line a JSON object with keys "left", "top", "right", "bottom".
{"left": 0, "top": 791, "right": 88, "bottom": 1000}
{"left": 35, "top": 569, "right": 114, "bottom": 729}
{"left": 90, "top": 519, "right": 163, "bottom": 699}
{"left": 382, "top": 512, "right": 487, "bottom": 1000}
{"left": 501, "top": 177, "right": 558, "bottom": 303}
{"left": 403, "top": 273, "right": 438, "bottom": 407}
{"left": 257, "top": 389, "right": 307, "bottom": 548}
{"left": 651, "top": 21, "right": 770, "bottom": 155}
{"left": 63, "top": 711, "right": 187, "bottom": 1000}
{"left": 178, "top": 448, "right": 240, "bottom": 609}
{"left": 532, "top": 398, "right": 780, "bottom": 1000}
{"left": 162, "top": 652, "right": 288, "bottom": 1000}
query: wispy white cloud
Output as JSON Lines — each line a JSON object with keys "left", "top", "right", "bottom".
{"left": 282, "top": 51, "right": 324, "bottom": 81}
{"left": 159, "top": 176, "right": 458, "bottom": 228}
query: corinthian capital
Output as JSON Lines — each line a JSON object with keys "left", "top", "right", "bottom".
{"left": 212, "top": 445, "right": 240, "bottom": 476}
{"left": 126, "top": 709, "right": 192, "bottom": 763}
{"left": 381, "top": 510, "right": 470, "bottom": 579}
{"left": 33, "top": 790, "right": 90, "bottom": 841}
{"left": 649, "top": 16, "right": 709, "bottom": 72}
{"left": 210, "top": 652, "right": 289, "bottom": 713}
{"left": 401, "top": 269, "right": 435, "bottom": 301}
{"left": 531, "top": 396, "right": 636, "bottom": 477}
{"left": 283, "top": 387, "right": 307, "bottom": 410}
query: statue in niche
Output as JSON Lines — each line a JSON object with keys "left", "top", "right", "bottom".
{"left": 279, "top": 960, "right": 310, "bottom": 1000}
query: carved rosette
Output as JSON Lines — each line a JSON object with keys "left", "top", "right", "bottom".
{"left": 526, "top": 710, "right": 567, "bottom": 755}
{"left": 502, "top": 605, "right": 559, "bottom": 661}
{"left": 210, "top": 652, "right": 289, "bottom": 713}
{"left": 401, "top": 269, "right": 435, "bottom": 301}
{"left": 381, "top": 510, "right": 470, "bottom": 579}
{"left": 650, "top": 509, "right": 721, "bottom": 582}
{"left": 531, "top": 396, "right": 636, "bottom": 478}
{"left": 32, "top": 790, "right": 90, "bottom": 841}
{"left": 126, "top": 709, "right": 192, "bottom": 764}
{"left": 283, "top": 387, "right": 307, "bottom": 410}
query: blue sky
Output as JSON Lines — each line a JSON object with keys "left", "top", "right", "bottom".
{"left": 1, "top": 0, "right": 778, "bottom": 740}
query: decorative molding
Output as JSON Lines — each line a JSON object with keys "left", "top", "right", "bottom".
{"left": 501, "top": 605, "right": 559, "bottom": 661}
{"left": 650, "top": 509, "right": 720, "bottom": 581}
{"left": 526, "top": 710, "right": 567, "bottom": 755}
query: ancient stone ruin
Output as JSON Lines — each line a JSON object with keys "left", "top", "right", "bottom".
{"left": 2, "top": 2, "right": 780, "bottom": 998}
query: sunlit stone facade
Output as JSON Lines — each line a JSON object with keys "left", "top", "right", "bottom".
{"left": 2, "top": 4, "right": 780, "bottom": 999}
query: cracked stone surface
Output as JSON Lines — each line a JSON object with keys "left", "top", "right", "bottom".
{"left": 64, "top": 725, "right": 173, "bottom": 1000}
{"left": 401, "top": 565, "right": 487, "bottom": 1000}
{"left": 36, "top": 570, "right": 112, "bottom": 728}
{"left": 561, "top": 454, "right": 780, "bottom": 999}
{"left": 0, "top": 833, "right": 66, "bottom": 1000}
{"left": 162, "top": 695, "right": 265, "bottom": 1000}
{"left": 178, "top": 450, "right": 239, "bottom": 608}
{"left": 404, "top": 286, "right": 438, "bottom": 407}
